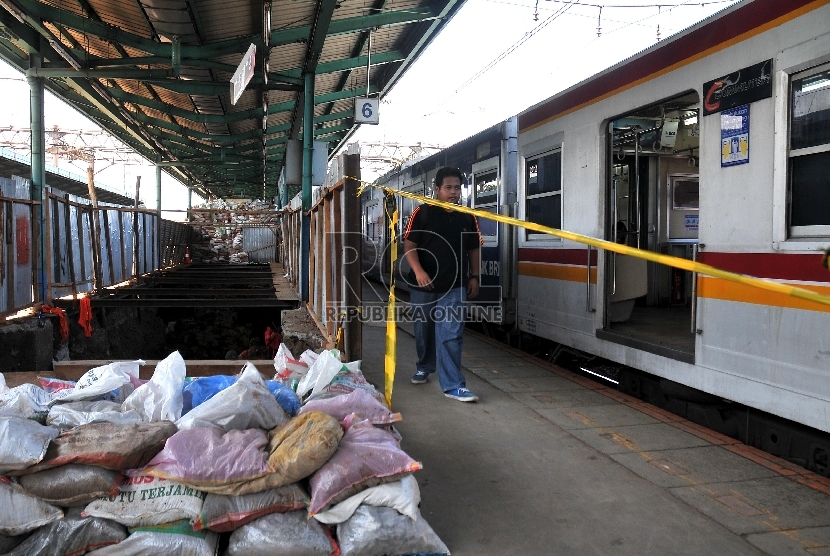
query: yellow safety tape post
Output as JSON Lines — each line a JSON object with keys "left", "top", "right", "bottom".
{"left": 384, "top": 193, "right": 398, "bottom": 409}
{"left": 352, "top": 176, "right": 830, "bottom": 309}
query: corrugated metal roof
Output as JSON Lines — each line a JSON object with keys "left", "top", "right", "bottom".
{"left": 0, "top": 0, "right": 468, "bottom": 199}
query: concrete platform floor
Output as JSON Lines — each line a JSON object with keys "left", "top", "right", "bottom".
{"left": 359, "top": 322, "right": 830, "bottom": 555}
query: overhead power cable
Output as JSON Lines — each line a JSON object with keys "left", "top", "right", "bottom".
{"left": 435, "top": 0, "right": 580, "bottom": 108}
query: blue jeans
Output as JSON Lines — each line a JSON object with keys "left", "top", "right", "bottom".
{"left": 410, "top": 287, "right": 467, "bottom": 392}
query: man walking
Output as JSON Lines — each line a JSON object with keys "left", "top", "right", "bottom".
{"left": 403, "top": 167, "right": 483, "bottom": 402}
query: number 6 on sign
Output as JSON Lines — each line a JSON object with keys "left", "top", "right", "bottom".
{"left": 355, "top": 97, "right": 379, "bottom": 125}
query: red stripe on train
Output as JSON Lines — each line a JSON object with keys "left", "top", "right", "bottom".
{"left": 698, "top": 252, "right": 830, "bottom": 283}
{"left": 518, "top": 248, "right": 598, "bottom": 266}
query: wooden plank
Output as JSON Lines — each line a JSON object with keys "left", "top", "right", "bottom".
{"left": 343, "top": 154, "right": 362, "bottom": 362}
{"left": 43, "top": 192, "right": 53, "bottom": 303}
{"left": 118, "top": 210, "right": 127, "bottom": 282}
{"left": 63, "top": 196, "right": 78, "bottom": 299}
{"left": 304, "top": 302, "right": 334, "bottom": 348}
{"left": 103, "top": 210, "right": 116, "bottom": 286}
{"left": 324, "top": 196, "right": 334, "bottom": 339}
{"left": 332, "top": 188, "right": 343, "bottom": 348}
{"left": 75, "top": 204, "right": 86, "bottom": 284}
{"left": 53, "top": 360, "right": 279, "bottom": 381}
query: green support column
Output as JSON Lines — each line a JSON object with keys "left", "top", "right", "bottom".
{"left": 300, "top": 72, "right": 314, "bottom": 302}
{"left": 27, "top": 54, "right": 47, "bottom": 302}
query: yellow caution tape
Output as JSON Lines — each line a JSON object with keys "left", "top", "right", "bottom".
{"left": 384, "top": 193, "right": 398, "bottom": 409}
{"left": 353, "top": 177, "right": 830, "bottom": 308}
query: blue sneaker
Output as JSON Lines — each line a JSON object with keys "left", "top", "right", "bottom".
{"left": 444, "top": 388, "right": 479, "bottom": 402}
{"left": 411, "top": 370, "right": 430, "bottom": 384}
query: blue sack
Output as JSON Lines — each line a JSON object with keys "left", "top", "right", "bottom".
{"left": 266, "top": 381, "right": 301, "bottom": 416}
{"left": 182, "top": 375, "right": 236, "bottom": 414}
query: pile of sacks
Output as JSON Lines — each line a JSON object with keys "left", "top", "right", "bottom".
{"left": 0, "top": 346, "right": 450, "bottom": 555}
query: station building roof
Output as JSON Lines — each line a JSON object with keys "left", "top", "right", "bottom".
{"left": 0, "top": 0, "right": 465, "bottom": 200}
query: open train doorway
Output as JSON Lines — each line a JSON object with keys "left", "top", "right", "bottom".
{"left": 598, "top": 91, "right": 700, "bottom": 363}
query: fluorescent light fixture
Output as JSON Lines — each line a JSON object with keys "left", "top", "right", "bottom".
{"left": 683, "top": 115, "right": 698, "bottom": 126}
{"left": 802, "top": 76, "right": 830, "bottom": 93}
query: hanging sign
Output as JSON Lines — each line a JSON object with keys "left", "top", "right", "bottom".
{"left": 354, "top": 97, "right": 379, "bottom": 125}
{"left": 721, "top": 104, "right": 749, "bottom": 167}
{"left": 703, "top": 59, "right": 772, "bottom": 115}
{"left": 230, "top": 44, "right": 257, "bottom": 105}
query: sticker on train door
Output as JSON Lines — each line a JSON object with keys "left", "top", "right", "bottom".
{"left": 721, "top": 104, "right": 749, "bottom": 167}
{"left": 16, "top": 217, "right": 29, "bottom": 264}
{"left": 684, "top": 214, "right": 699, "bottom": 231}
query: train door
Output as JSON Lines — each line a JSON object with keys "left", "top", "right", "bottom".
{"left": 362, "top": 198, "right": 384, "bottom": 281}
{"left": 471, "top": 157, "right": 502, "bottom": 312}
{"left": 599, "top": 91, "right": 700, "bottom": 363}
{"left": 396, "top": 181, "right": 424, "bottom": 286}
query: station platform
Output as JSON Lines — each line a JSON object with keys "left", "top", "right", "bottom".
{"left": 360, "top": 321, "right": 830, "bottom": 555}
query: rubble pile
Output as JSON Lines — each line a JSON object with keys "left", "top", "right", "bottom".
{"left": 189, "top": 199, "right": 280, "bottom": 264}
{"left": 0, "top": 346, "right": 450, "bottom": 555}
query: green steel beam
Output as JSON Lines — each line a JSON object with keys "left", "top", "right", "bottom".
{"left": 141, "top": 79, "right": 229, "bottom": 96}
{"left": 270, "top": 6, "right": 440, "bottom": 46}
{"left": 281, "top": 50, "right": 403, "bottom": 79}
{"left": 313, "top": 123, "right": 351, "bottom": 137}
{"left": 0, "top": 8, "right": 40, "bottom": 54}
{"left": 105, "top": 87, "right": 260, "bottom": 124}
{"left": 13, "top": 0, "right": 440, "bottom": 62}
{"left": 0, "top": 38, "right": 28, "bottom": 67}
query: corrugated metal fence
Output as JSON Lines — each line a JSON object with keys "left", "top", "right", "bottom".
{"left": 1, "top": 174, "right": 193, "bottom": 316}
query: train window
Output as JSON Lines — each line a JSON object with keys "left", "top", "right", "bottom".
{"left": 474, "top": 170, "right": 498, "bottom": 205}
{"left": 525, "top": 149, "right": 562, "bottom": 237}
{"left": 476, "top": 141, "right": 490, "bottom": 160}
{"left": 477, "top": 207, "right": 498, "bottom": 236}
{"left": 789, "top": 63, "right": 830, "bottom": 235}
{"left": 672, "top": 179, "right": 699, "bottom": 210}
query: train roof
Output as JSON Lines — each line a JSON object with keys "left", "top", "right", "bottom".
{"left": 518, "top": 0, "right": 818, "bottom": 133}
{"left": 375, "top": 118, "right": 507, "bottom": 183}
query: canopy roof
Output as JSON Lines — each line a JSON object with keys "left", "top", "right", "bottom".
{"left": 0, "top": 0, "right": 464, "bottom": 199}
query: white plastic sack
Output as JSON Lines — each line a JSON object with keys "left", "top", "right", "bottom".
{"left": 337, "top": 505, "right": 450, "bottom": 556}
{"left": 296, "top": 350, "right": 343, "bottom": 397}
{"left": 299, "top": 349, "right": 319, "bottom": 367}
{"left": 313, "top": 475, "right": 420, "bottom": 525}
{"left": 83, "top": 475, "right": 206, "bottom": 527}
{"left": 273, "top": 344, "right": 308, "bottom": 381}
{"left": 87, "top": 520, "right": 218, "bottom": 556}
{"left": 0, "top": 417, "right": 59, "bottom": 474}
{"left": 52, "top": 360, "right": 143, "bottom": 404}
{"left": 176, "top": 363, "right": 289, "bottom": 431}
{"left": 0, "top": 383, "right": 58, "bottom": 417}
{"left": 46, "top": 400, "right": 144, "bottom": 430}
{"left": 121, "top": 351, "right": 185, "bottom": 422}
{"left": 4, "top": 507, "right": 127, "bottom": 556}
{"left": 0, "top": 480, "right": 63, "bottom": 535}
{"left": 226, "top": 511, "right": 333, "bottom": 556}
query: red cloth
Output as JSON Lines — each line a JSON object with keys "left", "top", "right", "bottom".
{"left": 265, "top": 326, "right": 282, "bottom": 350}
{"left": 78, "top": 297, "right": 93, "bottom": 338}
{"left": 41, "top": 304, "right": 69, "bottom": 342}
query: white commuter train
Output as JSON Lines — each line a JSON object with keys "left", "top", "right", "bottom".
{"left": 365, "top": 0, "right": 830, "bottom": 472}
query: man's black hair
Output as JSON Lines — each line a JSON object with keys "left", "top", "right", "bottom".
{"left": 434, "top": 167, "right": 463, "bottom": 189}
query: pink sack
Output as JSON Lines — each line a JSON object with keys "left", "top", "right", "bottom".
{"left": 300, "top": 389, "right": 401, "bottom": 426}
{"left": 308, "top": 420, "right": 421, "bottom": 515}
{"left": 136, "top": 428, "right": 270, "bottom": 487}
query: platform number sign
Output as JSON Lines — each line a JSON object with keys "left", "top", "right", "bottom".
{"left": 355, "top": 97, "right": 379, "bottom": 125}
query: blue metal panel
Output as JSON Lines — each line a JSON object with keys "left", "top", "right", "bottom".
{"left": 12, "top": 176, "right": 32, "bottom": 309}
